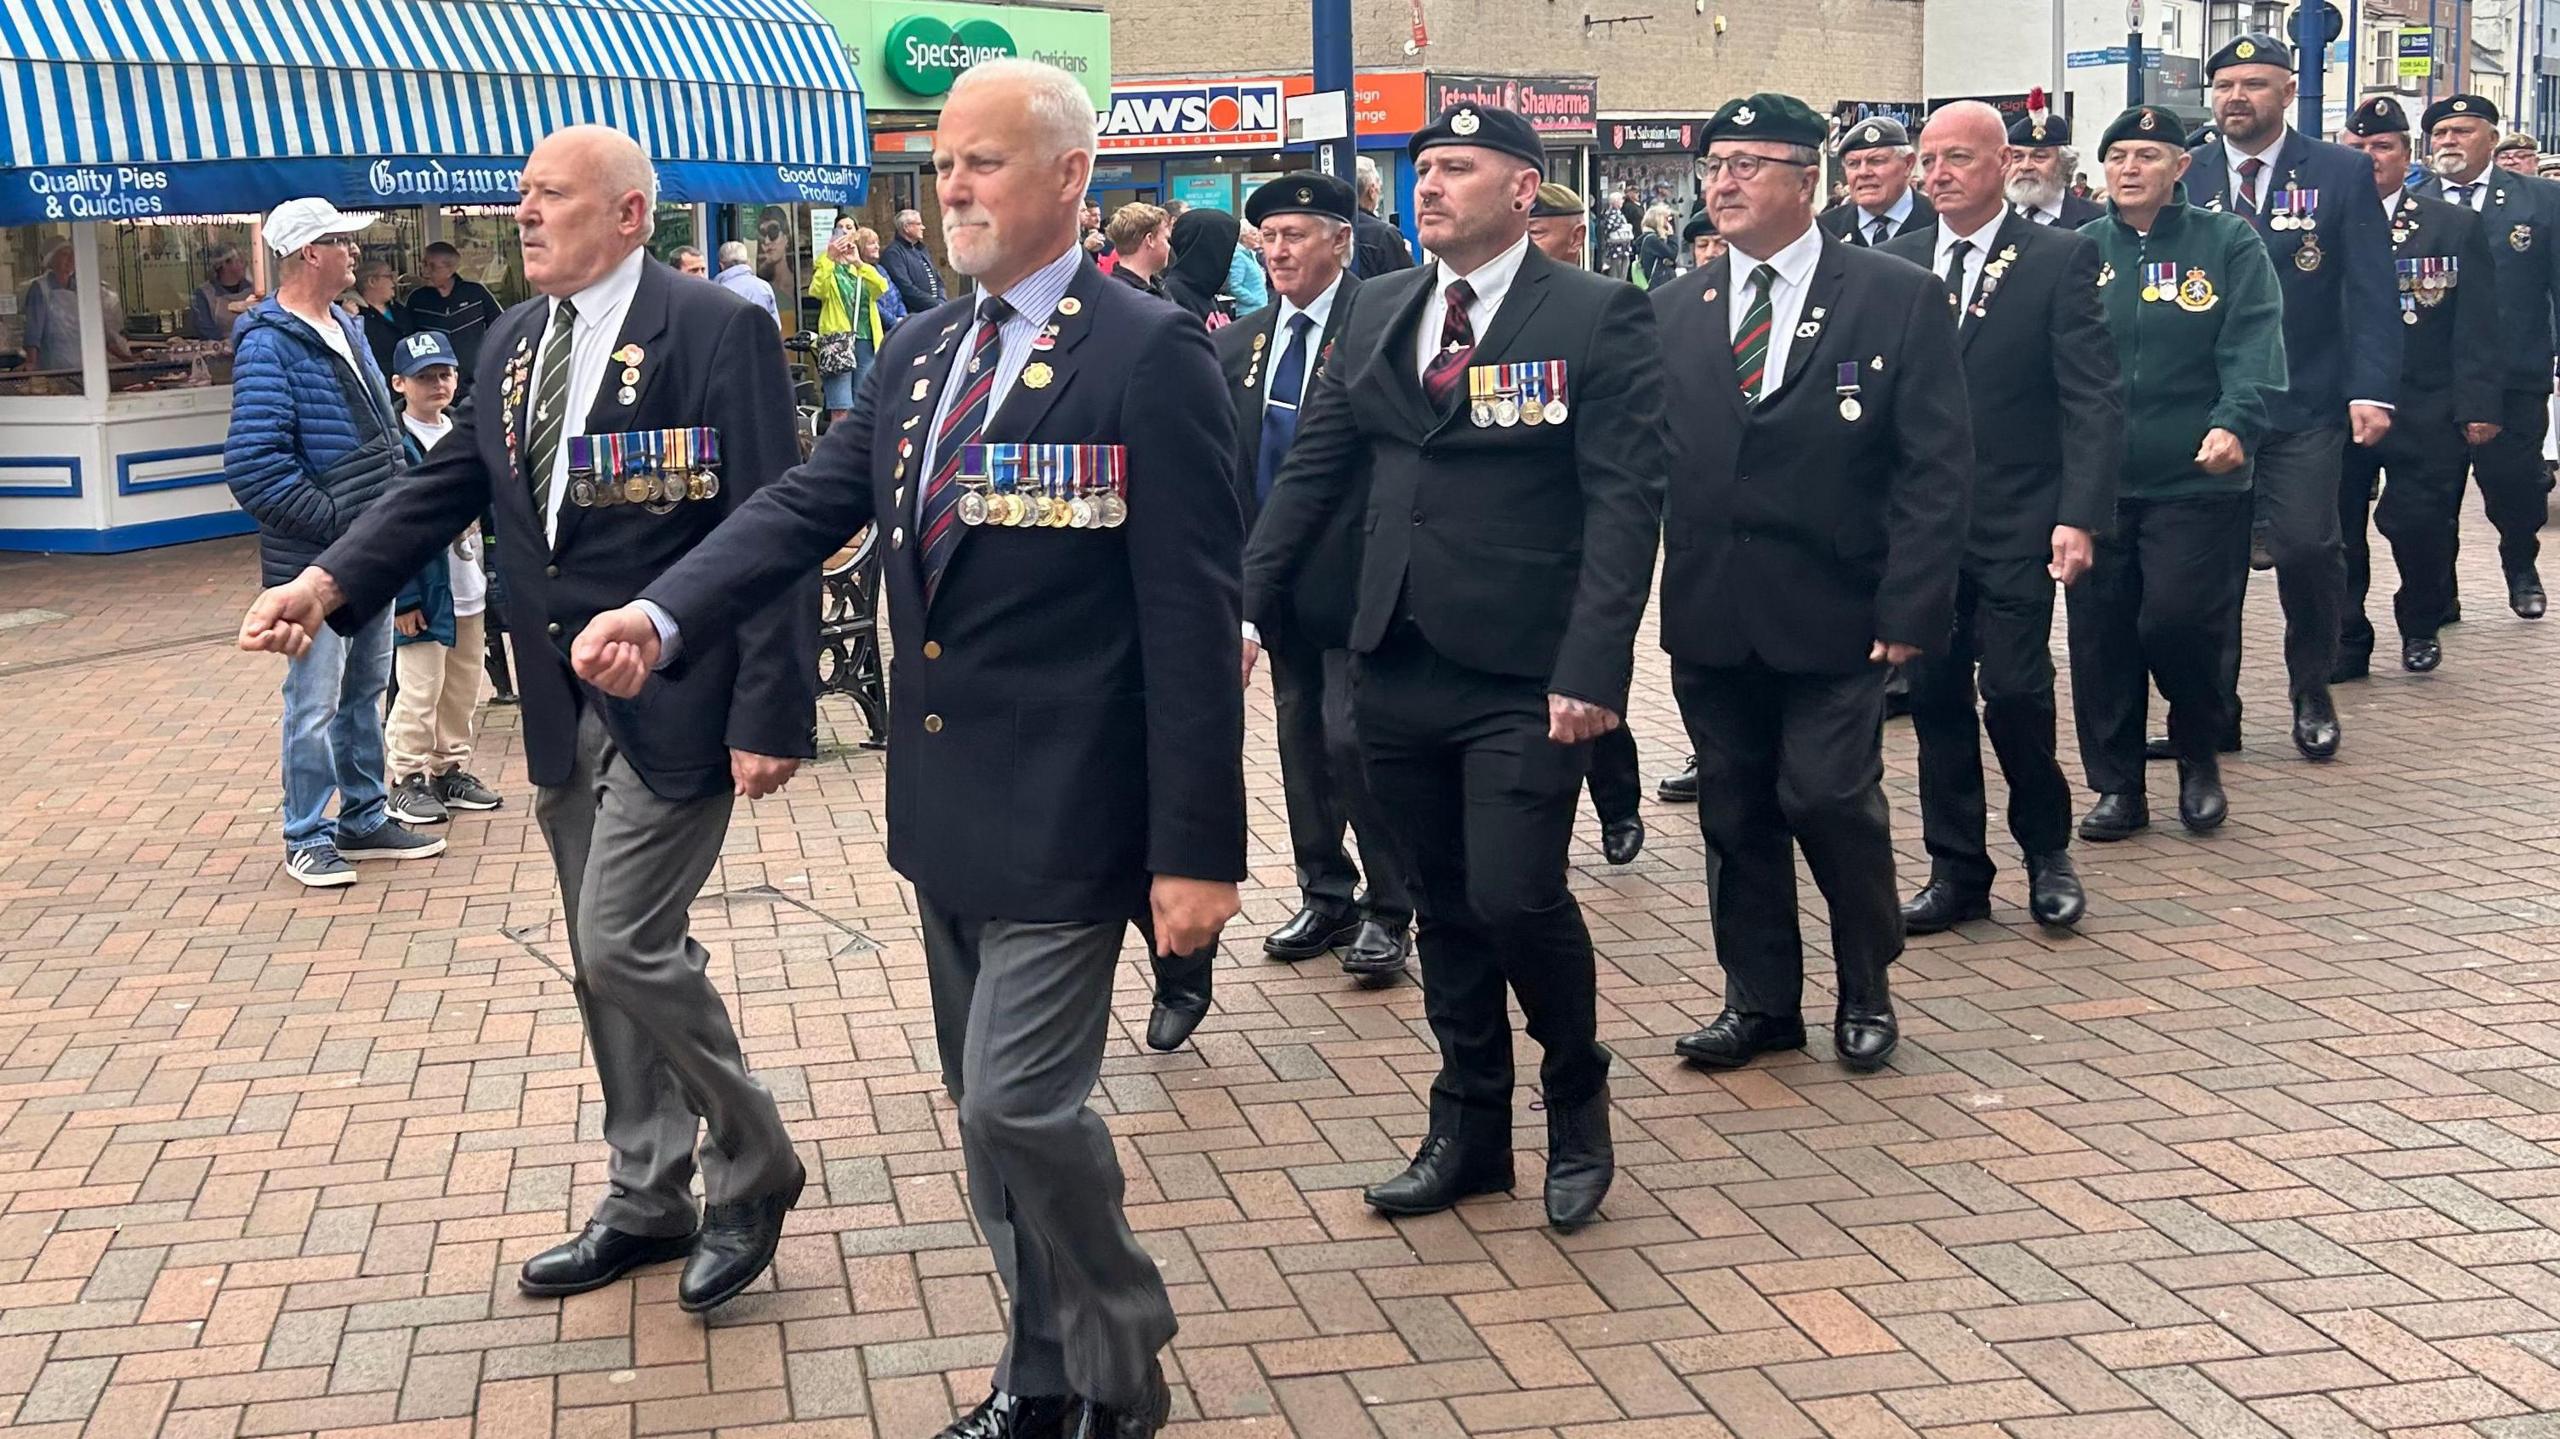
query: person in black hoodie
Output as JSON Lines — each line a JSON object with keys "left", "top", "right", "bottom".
{"left": 1161, "top": 206, "right": 1241, "bottom": 326}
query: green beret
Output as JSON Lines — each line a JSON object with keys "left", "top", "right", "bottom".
{"left": 1531, "top": 182, "right": 1586, "bottom": 219}
{"left": 2098, "top": 104, "right": 2191, "bottom": 157}
{"left": 1700, "top": 92, "right": 1826, "bottom": 151}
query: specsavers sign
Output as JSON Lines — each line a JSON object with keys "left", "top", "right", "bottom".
{"left": 824, "top": 0, "right": 1110, "bottom": 110}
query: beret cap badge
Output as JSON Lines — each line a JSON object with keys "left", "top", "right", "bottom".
{"left": 2235, "top": 39, "right": 2256, "bottom": 58}
{"left": 1734, "top": 105, "right": 1756, "bottom": 126}
{"left": 1451, "top": 109, "right": 1480, "bottom": 136}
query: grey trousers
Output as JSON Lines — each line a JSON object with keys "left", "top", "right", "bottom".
{"left": 534, "top": 705, "right": 798, "bottom": 1237}
{"left": 921, "top": 896, "right": 1175, "bottom": 1408}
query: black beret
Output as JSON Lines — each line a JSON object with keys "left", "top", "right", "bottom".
{"left": 2008, "top": 111, "right": 2073, "bottom": 147}
{"left": 1411, "top": 104, "right": 1544, "bottom": 168}
{"left": 2421, "top": 94, "right": 2501, "bottom": 132}
{"left": 2346, "top": 95, "right": 2409, "bottom": 136}
{"left": 2097, "top": 104, "right": 2191, "bottom": 157}
{"left": 1700, "top": 92, "right": 1827, "bottom": 151}
{"left": 1681, "top": 209, "right": 1717, "bottom": 243}
{"left": 1836, "top": 115, "right": 1911, "bottom": 157}
{"left": 1244, "top": 170, "right": 1355, "bottom": 227}
{"left": 2206, "top": 32, "right": 2294, "bottom": 75}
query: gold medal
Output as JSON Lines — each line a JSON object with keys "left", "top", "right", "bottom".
{"left": 1022, "top": 362, "right": 1054, "bottom": 390}
{"left": 2139, "top": 285, "right": 2160, "bottom": 303}
{"left": 1519, "top": 395, "right": 1543, "bottom": 426}
{"left": 624, "top": 475, "right": 653, "bottom": 504}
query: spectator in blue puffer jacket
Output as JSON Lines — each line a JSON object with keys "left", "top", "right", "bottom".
{"left": 223, "top": 198, "right": 446, "bottom": 889}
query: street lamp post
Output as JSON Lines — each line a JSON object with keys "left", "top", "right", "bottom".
{"left": 2130, "top": 1, "right": 2147, "bottom": 104}
{"left": 1313, "top": 0, "right": 1355, "bottom": 180}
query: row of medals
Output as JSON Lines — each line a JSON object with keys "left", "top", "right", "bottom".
{"left": 2398, "top": 259, "right": 2456, "bottom": 325}
{"left": 956, "top": 482, "right": 1127, "bottom": 529}
{"left": 568, "top": 431, "right": 720, "bottom": 509}
{"left": 1470, "top": 378, "right": 1570, "bottom": 429}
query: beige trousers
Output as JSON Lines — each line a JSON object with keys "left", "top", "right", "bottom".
{"left": 388, "top": 612, "right": 485, "bottom": 780}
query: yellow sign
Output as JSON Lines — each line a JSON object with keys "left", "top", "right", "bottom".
{"left": 2398, "top": 27, "right": 2434, "bottom": 81}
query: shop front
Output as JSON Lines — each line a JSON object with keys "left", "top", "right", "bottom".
{"left": 1094, "top": 72, "right": 1432, "bottom": 250}
{"left": 1595, "top": 117, "right": 1714, "bottom": 230}
{"left": 0, "top": 0, "right": 868, "bottom": 553}
{"left": 1426, "top": 73, "right": 1602, "bottom": 197}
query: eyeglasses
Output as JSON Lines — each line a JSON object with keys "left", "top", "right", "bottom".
{"left": 1695, "top": 154, "right": 1816, "bottom": 183}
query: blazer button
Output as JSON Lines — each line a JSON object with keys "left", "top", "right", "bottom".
{"left": 544, "top": 564, "right": 560, "bottom": 578}
{"left": 923, "top": 714, "right": 944, "bottom": 734}
{"left": 922, "top": 641, "right": 943, "bottom": 659}
{"left": 1412, "top": 512, "right": 1426, "bottom": 525}
{"left": 546, "top": 621, "right": 563, "bottom": 635}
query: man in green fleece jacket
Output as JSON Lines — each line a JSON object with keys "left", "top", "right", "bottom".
{"left": 2069, "top": 104, "right": 2287, "bottom": 840}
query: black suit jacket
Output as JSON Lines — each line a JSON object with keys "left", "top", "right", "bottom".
{"left": 2024, "top": 194, "right": 2107, "bottom": 230}
{"left": 317, "top": 256, "right": 816, "bottom": 802}
{"left": 2375, "top": 191, "right": 2502, "bottom": 441}
{"left": 2190, "top": 130, "right": 2403, "bottom": 430}
{"left": 1354, "top": 211, "right": 1416, "bottom": 278}
{"left": 1218, "top": 272, "right": 1364, "bottom": 647}
{"left": 1881, "top": 213, "right": 2124, "bottom": 557}
{"left": 1653, "top": 229, "right": 1973, "bottom": 671}
{"left": 642, "top": 258, "right": 1247, "bottom": 924}
{"left": 1242, "top": 242, "right": 1667, "bottom": 716}
{"left": 2411, "top": 167, "right": 2560, "bottom": 392}
{"left": 1821, "top": 192, "right": 1938, "bottom": 247}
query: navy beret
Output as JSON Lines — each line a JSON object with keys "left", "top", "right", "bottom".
{"left": 2346, "top": 95, "right": 2409, "bottom": 136}
{"left": 2422, "top": 94, "right": 2501, "bottom": 133}
{"left": 2206, "top": 33, "right": 2294, "bottom": 75}
{"left": 1244, "top": 171, "right": 1356, "bottom": 227}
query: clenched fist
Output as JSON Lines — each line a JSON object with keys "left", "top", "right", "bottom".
{"left": 571, "top": 604, "right": 664, "bottom": 698}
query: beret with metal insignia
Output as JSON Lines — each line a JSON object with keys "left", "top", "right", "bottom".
{"left": 1530, "top": 181, "right": 1586, "bottom": 219}
{"left": 1243, "top": 169, "right": 1355, "bottom": 227}
{"left": 2421, "top": 94, "right": 2501, "bottom": 132}
{"left": 2007, "top": 111, "right": 2072, "bottom": 146}
{"left": 1409, "top": 104, "right": 1544, "bottom": 168}
{"left": 2206, "top": 32, "right": 2294, "bottom": 75}
{"left": 2097, "top": 104, "right": 2192, "bottom": 158}
{"left": 1699, "top": 91, "right": 1827, "bottom": 151}
{"left": 2345, "top": 95, "right": 2408, "bottom": 137}
{"left": 1681, "top": 209, "right": 1718, "bottom": 243}
{"left": 1835, "top": 115, "right": 1911, "bottom": 157}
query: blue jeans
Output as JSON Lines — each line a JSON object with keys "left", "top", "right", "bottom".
{"left": 280, "top": 607, "right": 393, "bottom": 852}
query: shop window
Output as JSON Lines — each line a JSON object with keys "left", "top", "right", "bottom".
{"left": 103, "top": 216, "right": 266, "bottom": 392}
{"left": 649, "top": 202, "right": 699, "bottom": 266}
{"left": 440, "top": 210, "right": 533, "bottom": 308}
{"left": 2, "top": 222, "right": 95, "bottom": 395}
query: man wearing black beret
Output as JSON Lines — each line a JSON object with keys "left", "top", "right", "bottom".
{"left": 2182, "top": 32, "right": 2402, "bottom": 762}
{"left": 1244, "top": 103, "right": 1668, "bottom": 1232}
{"left": 1223, "top": 171, "right": 1415, "bottom": 995}
{"left": 2337, "top": 95, "right": 2503, "bottom": 677}
{"left": 2410, "top": 91, "right": 2560, "bottom": 622}
{"left": 1653, "top": 91, "right": 1971, "bottom": 1076}
{"left": 1821, "top": 114, "right": 1936, "bottom": 246}
{"left": 2007, "top": 98, "right": 2106, "bottom": 228}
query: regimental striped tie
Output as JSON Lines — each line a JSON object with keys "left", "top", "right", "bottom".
{"left": 1732, "top": 263, "right": 1777, "bottom": 403}
{"left": 917, "top": 295, "right": 1016, "bottom": 603}
{"left": 2236, "top": 155, "right": 2266, "bottom": 220}
{"left": 524, "top": 297, "right": 577, "bottom": 531}
{"left": 1421, "top": 279, "right": 1476, "bottom": 410}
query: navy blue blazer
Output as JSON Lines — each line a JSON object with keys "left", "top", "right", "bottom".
{"left": 2189, "top": 129, "right": 2402, "bottom": 431}
{"left": 2411, "top": 166, "right": 2560, "bottom": 393}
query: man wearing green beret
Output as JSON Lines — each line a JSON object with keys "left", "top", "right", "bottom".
{"left": 2068, "top": 105, "right": 2287, "bottom": 841}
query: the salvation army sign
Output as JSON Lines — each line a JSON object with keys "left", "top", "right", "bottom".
{"left": 1602, "top": 119, "right": 1704, "bottom": 152}
{"left": 1099, "top": 80, "right": 1288, "bottom": 151}
{"left": 1428, "top": 74, "right": 1599, "bottom": 140}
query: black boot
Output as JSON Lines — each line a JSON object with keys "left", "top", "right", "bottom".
{"left": 2078, "top": 792, "right": 2149, "bottom": 842}
{"left": 2024, "top": 850, "right": 2086, "bottom": 928}
{"left": 1544, "top": 1080, "right": 1614, "bottom": 1233}
{"left": 2177, "top": 756, "right": 2228, "bottom": 833}
{"left": 1364, "top": 1134, "right": 1514, "bottom": 1217}
{"left": 1656, "top": 756, "right": 1699, "bottom": 803}
{"left": 1900, "top": 880, "right": 1991, "bottom": 935}
{"left": 1146, "top": 948, "right": 1214, "bottom": 1052}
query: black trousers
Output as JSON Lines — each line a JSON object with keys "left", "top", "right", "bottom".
{"left": 1673, "top": 657, "right": 1900, "bottom": 1020}
{"left": 1908, "top": 556, "right": 2073, "bottom": 889}
{"left": 1353, "top": 624, "right": 1607, "bottom": 1148}
{"left": 2462, "top": 387, "right": 2553, "bottom": 576}
{"left": 2222, "top": 426, "right": 2346, "bottom": 707}
{"left": 2342, "top": 425, "right": 2466, "bottom": 654}
{"left": 1268, "top": 632, "right": 1413, "bottom": 924}
{"left": 2069, "top": 492, "right": 2252, "bottom": 794}
{"left": 1586, "top": 724, "right": 1640, "bottom": 827}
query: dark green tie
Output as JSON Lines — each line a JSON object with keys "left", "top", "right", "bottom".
{"left": 1733, "top": 263, "right": 1776, "bottom": 403}
{"left": 525, "top": 297, "right": 579, "bottom": 527}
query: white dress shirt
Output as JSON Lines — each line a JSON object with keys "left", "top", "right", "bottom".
{"left": 532, "top": 244, "right": 646, "bottom": 549}
{"left": 2019, "top": 196, "right": 2068, "bottom": 226}
{"left": 1414, "top": 232, "right": 1530, "bottom": 382}
{"left": 1857, "top": 188, "right": 1916, "bottom": 241}
{"left": 1724, "top": 222, "right": 1825, "bottom": 402}
{"left": 1265, "top": 273, "right": 1343, "bottom": 424}
{"left": 2226, "top": 130, "right": 2287, "bottom": 213}
{"left": 2444, "top": 172, "right": 2492, "bottom": 211}
{"left": 1932, "top": 211, "right": 2005, "bottom": 318}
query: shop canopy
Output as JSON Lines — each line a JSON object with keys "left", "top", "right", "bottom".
{"left": 0, "top": 0, "right": 869, "bottom": 227}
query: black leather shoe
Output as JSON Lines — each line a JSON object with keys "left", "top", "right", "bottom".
{"left": 2511, "top": 567, "right": 2547, "bottom": 619}
{"left": 1656, "top": 757, "right": 1699, "bottom": 803}
{"left": 518, "top": 1221, "right": 695, "bottom": 1297}
{"left": 1834, "top": 1005, "right": 1899, "bottom": 1072}
{"left": 2291, "top": 692, "right": 2341, "bottom": 761}
{"left": 1601, "top": 815, "right": 1645, "bottom": 865}
{"left": 1264, "top": 905, "right": 1360, "bottom": 962}
{"left": 2078, "top": 792, "right": 2148, "bottom": 843}
{"left": 1544, "top": 1083, "right": 1614, "bottom": 1233}
{"left": 1364, "top": 1134, "right": 1514, "bottom": 1216}
{"left": 2025, "top": 851, "right": 2086, "bottom": 928}
{"left": 938, "top": 1390, "right": 1075, "bottom": 1439}
{"left": 2332, "top": 650, "right": 2371, "bottom": 684}
{"left": 1900, "top": 880, "right": 1990, "bottom": 935}
{"left": 677, "top": 1163, "right": 804, "bottom": 1312}
{"left": 2177, "top": 757, "right": 2228, "bottom": 833}
{"left": 1067, "top": 1361, "right": 1171, "bottom": 1438}
{"left": 1147, "top": 948, "right": 1213, "bottom": 1052}
{"left": 2402, "top": 637, "right": 2442, "bottom": 673}
{"left": 1673, "top": 1009, "right": 1808, "bottom": 1068}
{"left": 1338, "top": 918, "right": 1410, "bottom": 984}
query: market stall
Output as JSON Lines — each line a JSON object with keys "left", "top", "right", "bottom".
{"left": 0, "top": 0, "right": 869, "bottom": 552}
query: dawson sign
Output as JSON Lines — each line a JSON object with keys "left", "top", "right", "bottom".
{"left": 1098, "top": 80, "right": 1287, "bottom": 152}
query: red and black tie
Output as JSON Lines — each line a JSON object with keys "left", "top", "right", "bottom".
{"left": 1421, "top": 279, "right": 1476, "bottom": 410}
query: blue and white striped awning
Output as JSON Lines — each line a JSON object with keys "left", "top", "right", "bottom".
{"left": 0, "top": 0, "right": 868, "bottom": 226}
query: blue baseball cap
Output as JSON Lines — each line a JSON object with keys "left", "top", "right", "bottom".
{"left": 394, "top": 329, "right": 458, "bottom": 377}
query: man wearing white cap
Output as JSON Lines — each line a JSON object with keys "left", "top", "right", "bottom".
{"left": 223, "top": 198, "right": 446, "bottom": 888}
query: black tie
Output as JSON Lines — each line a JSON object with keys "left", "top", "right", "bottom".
{"left": 525, "top": 297, "right": 578, "bottom": 531}
{"left": 1868, "top": 214, "right": 1893, "bottom": 246}
{"left": 2451, "top": 183, "right": 2478, "bottom": 208}
{"left": 1941, "top": 239, "right": 1974, "bottom": 313}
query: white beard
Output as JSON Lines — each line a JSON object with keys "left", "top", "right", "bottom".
{"left": 2005, "top": 172, "right": 2063, "bottom": 213}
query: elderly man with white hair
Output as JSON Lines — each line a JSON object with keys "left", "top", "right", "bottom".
{"left": 883, "top": 204, "right": 949, "bottom": 314}
{"left": 2005, "top": 97, "right": 2107, "bottom": 228}
{"left": 237, "top": 124, "right": 819, "bottom": 1316}
{"left": 574, "top": 58, "right": 1243, "bottom": 1438}
{"left": 1821, "top": 114, "right": 1937, "bottom": 245}
{"left": 710, "top": 238, "right": 779, "bottom": 321}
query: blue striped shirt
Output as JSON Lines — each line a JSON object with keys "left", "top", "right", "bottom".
{"left": 919, "top": 243, "right": 1085, "bottom": 485}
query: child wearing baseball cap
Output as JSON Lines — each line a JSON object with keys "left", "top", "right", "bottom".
{"left": 384, "top": 330, "right": 504, "bottom": 827}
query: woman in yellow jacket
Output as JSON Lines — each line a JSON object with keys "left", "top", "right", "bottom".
{"left": 809, "top": 217, "right": 888, "bottom": 422}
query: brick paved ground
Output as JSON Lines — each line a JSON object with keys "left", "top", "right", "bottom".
{"left": 4, "top": 518, "right": 2560, "bottom": 1439}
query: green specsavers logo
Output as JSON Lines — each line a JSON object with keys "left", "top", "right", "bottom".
{"left": 884, "top": 15, "right": 1018, "bottom": 96}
